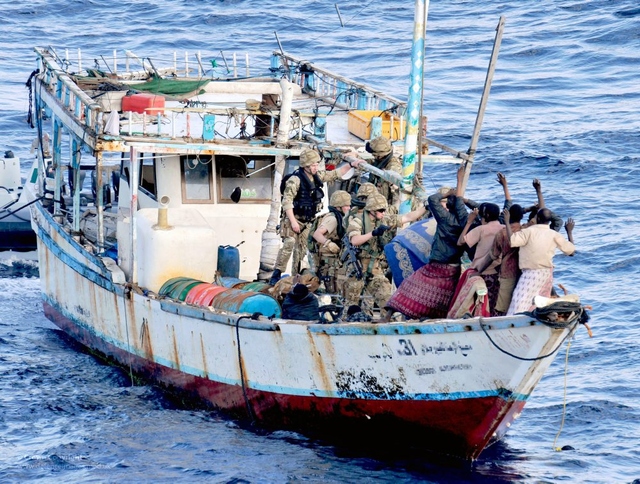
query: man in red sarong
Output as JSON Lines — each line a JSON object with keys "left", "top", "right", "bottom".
{"left": 381, "top": 165, "right": 469, "bottom": 321}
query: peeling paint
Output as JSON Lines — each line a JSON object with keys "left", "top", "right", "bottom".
{"left": 335, "top": 368, "right": 407, "bottom": 400}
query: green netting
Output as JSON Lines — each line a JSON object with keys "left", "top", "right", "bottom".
{"left": 132, "top": 76, "right": 211, "bottom": 96}
{"left": 76, "top": 71, "right": 211, "bottom": 97}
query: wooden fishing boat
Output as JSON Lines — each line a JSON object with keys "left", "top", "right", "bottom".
{"left": 23, "top": 5, "right": 587, "bottom": 460}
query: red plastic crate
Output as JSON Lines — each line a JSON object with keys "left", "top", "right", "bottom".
{"left": 122, "top": 93, "right": 165, "bottom": 114}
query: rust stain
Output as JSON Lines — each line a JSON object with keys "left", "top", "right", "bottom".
{"left": 171, "top": 325, "right": 180, "bottom": 371}
{"left": 200, "top": 333, "right": 208, "bottom": 378}
{"left": 125, "top": 287, "right": 138, "bottom": 344}
{"left": 140, "top": 317, "right": 154, "bottom": 360}
{"left": 307, "top": 333, "right": 333, "bottom": 393}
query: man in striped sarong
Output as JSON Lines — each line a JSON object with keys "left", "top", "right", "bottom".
{"left": 504, "top": 208, "right": 575, "bottom": 315}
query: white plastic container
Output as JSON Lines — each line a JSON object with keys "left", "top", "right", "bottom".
{"left": 135, "top": 207, "right": 217, "bottom": 293}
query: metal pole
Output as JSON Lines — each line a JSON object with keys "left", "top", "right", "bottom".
{"left": 129, "top": 146, "right": 138, "bottom": 284}
{"left": 459, "top": 15, "right": 505, "bottom": 195}
{"left": 399, "top": 0, "right": 430, "bottom": 214}
{"left": 416, "top": 0, "right": 429, "bottom": 183}
{"left": 96, "top": 152, "right": 104, "bottom": 250}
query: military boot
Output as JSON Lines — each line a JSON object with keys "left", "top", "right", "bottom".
{"left": 269, "top": 269, "right": 282, "bottom": 286}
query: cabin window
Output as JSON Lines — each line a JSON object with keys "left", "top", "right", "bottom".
{"left": 217, "top": 155, "right": 274, "bottom": 203}
{"left": 119, "top": 152, "right": 157, "bottom": 200}
{"left": 181, "top": 155, "right": 213, "bottom": 203}
{"left": 139, "top": 153, "right": 157, "bottom": 200}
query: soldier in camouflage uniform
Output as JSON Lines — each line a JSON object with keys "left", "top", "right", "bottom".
{"left": 310, "top": 190, "right": 352, "bottom": 294}
{"left": 343, "top": 192, "right": 427, "bottom": 315}
{"left": 270, "top": 149, "right": 360, "bottom": 285}
{"left": 365, "top": 136, "right": 403, "bottom": 213}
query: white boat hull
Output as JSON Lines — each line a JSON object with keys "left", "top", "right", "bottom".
{"left": 33, "top": 201, "right": 573, "bottom": 460}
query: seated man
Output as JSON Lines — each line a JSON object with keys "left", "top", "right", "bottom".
{"left": 282, "top": 283, "right": 319, "bottom": 321}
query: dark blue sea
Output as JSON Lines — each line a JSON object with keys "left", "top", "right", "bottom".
{"left": 1, "top": 1, "right": 639, "bottom": 482}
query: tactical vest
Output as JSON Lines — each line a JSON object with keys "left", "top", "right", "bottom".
{"left": 358, "top": 212, "right": 384, "bottom": 260}
{"left": 292, "top": 169, "right": 324, "bottom": 222}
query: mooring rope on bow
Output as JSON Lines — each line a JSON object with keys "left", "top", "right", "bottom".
{"left": 479, "top": 301, "right": 591, "bottom": 362}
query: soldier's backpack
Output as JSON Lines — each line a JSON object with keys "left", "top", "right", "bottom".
{"left": 279, "top": 172, "right": 297, "bottom": 196}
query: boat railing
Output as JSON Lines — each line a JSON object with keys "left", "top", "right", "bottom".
{"left": 35, "top": 47, "right": 103, "bottom": 137}
{"left": 271, "top": 52, "right": 407, "bottom": 116}
{"left": 34, "top": 47, "right": 408, "bottom": 148}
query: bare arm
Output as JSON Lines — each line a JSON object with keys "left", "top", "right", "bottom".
{"left": 457, "top": 208, "right": 478, "bottom": 246}
{"left": 312, "top": 226, "right": 329, "bottom": 244}
{"left": 503, "top": 208, "right": 512, "bottom": 240}
{"left": 497, "top": 172, "right": 511, "bottom": 201}
{"left": 456, "top": 164, "right": 465, "bottom": 197}
{"left": 339, "top": 157, "right": 362, "bottom": 175}
{"left": 533, "top": 178, "right": 545, "bottom": 208}
{"left": 400, "top": 205, "right": 427, "bottom": 225}
{"left": 351, "top": 232, "right": 373, "bottom": 247}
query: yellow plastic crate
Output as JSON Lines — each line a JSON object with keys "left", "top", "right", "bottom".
{"left": 347, "top": 110, "right": 406, "bottom": 141}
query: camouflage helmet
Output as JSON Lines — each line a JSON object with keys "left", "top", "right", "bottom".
{"left": 299, "top": 149, "right": 321, "bottom": 167}
{"left": 329, "top": 190, "right": 351, "bottom": 207}
{"left": 368, "top": 136, "right": 392, "bottom": 156}
{"left": 356, "top": 182, "right": 378, "bottom": 199}
{"left": 365, "top": 192, "right": 388, "bottom": 212}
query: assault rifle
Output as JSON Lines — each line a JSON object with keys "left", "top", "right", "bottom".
{"left": 340, "top": 233, "right": 363, "bottom": 280}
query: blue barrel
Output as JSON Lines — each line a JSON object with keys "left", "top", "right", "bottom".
{"left": 217, "top": 245, "right": 240, "bottom": 278}
{"left": 211, "top": 288, "right": 282, "bottom": 319}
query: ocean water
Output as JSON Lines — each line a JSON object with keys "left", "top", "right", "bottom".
{"left": 1, "top": 0, "right": 639, "bottom": 482}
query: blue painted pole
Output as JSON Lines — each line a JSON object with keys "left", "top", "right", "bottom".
{"left": 399, "top": 0, "right": 429, "bottom": 214}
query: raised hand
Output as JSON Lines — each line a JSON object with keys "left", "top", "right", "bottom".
{"left": 468, "top": 208, "right": 479, "bottom": 223}
{"left": 502, "top": 207, "right": 510, "bottom": 223}
{"left": 565, "top": 217, "right": 575, "bottom": 232}
{"left": 533, "top": 178, "right": 542, "bottom": 191}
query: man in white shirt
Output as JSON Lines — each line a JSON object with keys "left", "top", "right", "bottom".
{"left": 504, "top": 208, "right": 575, "bottom": 314}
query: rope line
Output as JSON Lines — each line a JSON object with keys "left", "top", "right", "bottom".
{"left": 479, "top": 316, "right": 579, "bottom": 362}
{"left": 553, "top": 338, "right": 572, "bottom": 451}
{"left": 0, "top": 195, "right": 48, "bottom": 221}
{"left": 236, "top": 313, "right": 262, "bottom": 423}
